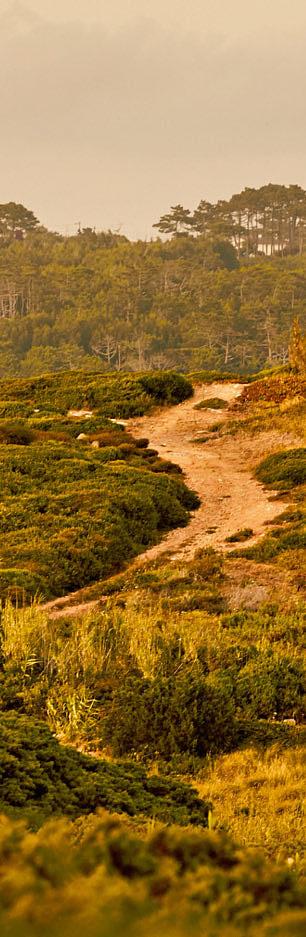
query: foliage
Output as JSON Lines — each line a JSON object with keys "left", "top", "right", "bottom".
{"left": 240, "top": 373, "right": 306, "bottom": 404}
{"left": 194, "top": 396, "right": 228, "bottom": 410}
{"left": 103, "top": 672, "right": 237, "bottom": 759}
{"left": 0, "top": 371, "right": 198, "bottom": 601}
{"left": 1, "top": 583, "right": 304, "bottom": 757}
{"left": 0, "top": 713, "right": 209, "bottom": 828}
{"left": 0, "top": 370, "right": 193, "bottom": 418}
{"left": 0, "top": 811, "right": 304, "bottom": 937}
{"left": 154, "top": 184, "right": 306, "bottom": 257}
{"left": 0, "top": 421, "right": 34, "bottom": 445}
{"left": 225, "top": 528, "right": 254, "bottom": 543}
{"left": 255, "top": 449, "right": 306, "bottom": 490}
{"left": 1, "top": 199, "right": 306, "bottom": 376}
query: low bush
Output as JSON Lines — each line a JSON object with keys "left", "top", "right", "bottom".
{"left": 255, "top": 449, "right": 306, "bottom": 490}
{"left": 0, "top": 370, "right": 192, "bottom": 418}
{"left": 0, "top": 442, "right": 199, "bottom": 601}
{"left": 234, "top": 654, "right": 305, "bottom": 720}
{"left": 241, "top": 373, "right": 306, "bottom": 404}
{"left": 0, "top": 712, "right": 210, "bottom": 827}
{"left": 194, "top": 397, "right": 228, "bottom": 410}
{"left": 0, "top": 421, "right": 34, "bottom": 445}
{"left": 139, "top": 372, "right": 193, "bottom": 404}
{"left": 102, "top": 672, "right": 237, "bottom": 759}
{"left": 225, "top": 527, "right": 254, "bottom": 543}
{"left": 0, "top": 811, "right": 304, "bottom": 937}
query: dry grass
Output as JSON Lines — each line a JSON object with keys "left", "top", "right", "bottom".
{"left": 227, "top": 397, "right": 306, "bottom": 442}
{"left": 196, "top": 745, "right": 305, "bottom": 862}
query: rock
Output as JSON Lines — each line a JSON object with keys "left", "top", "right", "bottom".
{"left": 91, "top": 440, "right": 99, "bottom": 448}
{"left": 68, "top": 409, "right": 93, "bottom": 418}
{"left": 77, "top": 433, "right": 88, "bottom": 441}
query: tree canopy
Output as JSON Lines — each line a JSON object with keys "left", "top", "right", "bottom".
{"left": 0, "top": 189, "right": 305, "bottom": 376}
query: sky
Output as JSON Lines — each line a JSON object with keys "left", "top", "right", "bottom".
{"left": 1, "top": 0, "right": 306, "bottom": 238}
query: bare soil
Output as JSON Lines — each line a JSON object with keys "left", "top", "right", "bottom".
{"left": 128, "top": 382, "right": 290, "bottom": 564}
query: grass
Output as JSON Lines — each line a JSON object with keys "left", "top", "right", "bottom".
{"left": 225, "top": 373, "right": 306, "bottom": 441}
{"left": 255, "top": 449, "right": 306, "bottom": 490}
{"left": 193, "top": 396, "right": 228, "bottom": 411}
{"left": 225, "top": 528, "right": 254, "bottom": 543}
{"left": 196, "top": 744, "right": 305, "bottom": 860}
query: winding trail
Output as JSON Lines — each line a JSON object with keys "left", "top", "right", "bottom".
{"left": 43, "top": 382, "right": 289, "bottom": 618}
{"left": 128, "top": 382, "right": 288, "bottom": 564}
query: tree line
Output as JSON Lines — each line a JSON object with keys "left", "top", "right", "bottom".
{"left": 0, "top": 188, "right": 305, "bottom": 377}
{"left": 154, "top": 184, "right": 306, "bottom": 258}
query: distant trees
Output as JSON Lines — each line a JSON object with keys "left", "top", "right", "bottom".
{"left": 153, "top": 204, "right": 193, "bottom": 237}
{"left": 154, "top": 184, "right": 306, "bottom": 257}
{"left": 0, "top": 203, "right": 40, "bottom": 243}
{"left": 0, "top": 190, "right": 305, "bottom": 377}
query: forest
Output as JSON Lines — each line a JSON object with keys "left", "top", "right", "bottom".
{"left": 1, "top": 185, "right": 306, "bottom": 378}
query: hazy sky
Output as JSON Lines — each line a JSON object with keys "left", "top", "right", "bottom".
{"left": 1, "top": 0, "right": 306, "bottom": 238}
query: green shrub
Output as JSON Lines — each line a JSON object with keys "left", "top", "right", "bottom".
{"left": 236, "top": 526, "right": 306, "bottom": 562}
{"left": 0, "top": 421, "right": 34, "bottom": 445}
{"left": 255, "top": 449, "right": 306, "bottom": 489}
{"left": 225, "top": 527, "right": 253, "bottom": 543}
{"left": 139, "top": 372, "right": 193, "bottom": 404}
{"left": 234, "top": 654, "right": 305, "bottom": 719}
{"left": 0, "top": 812, "right": 304, "bottom": 937}
{"left": 193, "top": 397, "right": 228, "bottom": 410}
{"left": 0, "top": 443, "right": 199, "bottom": 600}
{"left": 0, "top": 370, "right": 192, "bottom": 418}
{"left": 0, "top": 712, "right": 210, "bottom": 827}
{"left": 103, "top": 672, "right": 237, "bottom": 759}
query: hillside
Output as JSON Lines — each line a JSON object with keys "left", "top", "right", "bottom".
{"left": 0, "top": 365, "right": 305, "bottom": 937}
{"left": 0, "top": 371, "right": 196, "bottom": 600}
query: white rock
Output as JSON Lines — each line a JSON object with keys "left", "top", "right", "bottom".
{"left": 91, "top": 440, "right": 99, "bottom": 448}
{"left": 68, "top": 409, "right": 93, "bottom": 418}
{"left": 77, "top": 433, "right": 88, "bottom": 441}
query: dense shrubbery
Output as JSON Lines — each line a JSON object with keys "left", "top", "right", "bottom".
{"left": 1, "top": 583, "right": 304, "bottom": 758}
{"left": 234, "top": 654, "right": 305, "bottom": 720}
{"left": 0, "top": 421, "right": 34, "bottom": 445}
{"left": 103, "top": 673, "right": 237, "bottom": 758}
{"left": 0, "top": 713, "right": 209, "bottom": 827}
{"left": 0, "top": 370, "right": 193, "bottom": 418}
{"left": 0, "top": 811, "right": 304, "bottom": 937}
{"left": 0, "top": 371, "right": 198, "bottom": 601}
{"left": 230, "top": 448, "right": 306, "bottom": 564}
{"left": 0, "top": 457, "right": 199, "bottom": 599}
{"left": 255, "top": 449, "right": 306, "bottom": 489}
{"left": 240, "top": 373, "right": 306, "bottom": 404}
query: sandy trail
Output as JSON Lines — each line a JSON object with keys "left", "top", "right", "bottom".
{"left": 43, "top": 382, "right": 289, "bottom": 617}
{"left": 128, "top": 382, "right": 288, "bottom": 564}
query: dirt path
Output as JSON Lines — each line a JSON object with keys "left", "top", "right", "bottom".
{"left": 43, "top": 382, "right": 290, "bottom": 618}
{"left": 128, "top": 382, "right": 288, "bottom": 564}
